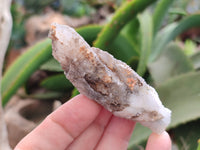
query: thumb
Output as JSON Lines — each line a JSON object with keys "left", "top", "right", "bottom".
{"left": 146, "top": 131, "right": 171, "bottom": 150}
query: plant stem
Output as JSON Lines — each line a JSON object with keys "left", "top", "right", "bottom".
{"left": 153, "top": 0, "right": 174, "bottom": 36}
{"left": 150, "top": 14, "right": 200, "bottom": 62}
{"left": 136, "top": 11, "right": 153, "bottom": 76}
{"left": 94, "top": 0, "right": 157, "bottom": 49}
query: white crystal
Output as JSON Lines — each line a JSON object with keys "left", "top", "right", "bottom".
{"left": 49, "top": 23, "right": 171, "bottom": 134}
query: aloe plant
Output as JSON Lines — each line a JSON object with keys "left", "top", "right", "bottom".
{"left": 93, "top": 0, "right": 157, "bottom": 49}
{"left": 1, "top": 0, "right": 200, "bottom": 149}
{"left": 150, "top": 14, "right": 200, "bottom": 62}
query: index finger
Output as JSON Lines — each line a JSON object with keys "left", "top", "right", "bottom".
{"left": 15, "top": 94, "right": 102, "bottom": 150}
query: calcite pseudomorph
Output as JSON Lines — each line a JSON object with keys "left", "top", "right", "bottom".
{"left": 49, "top": 23, "right": 171, "bottom": 134}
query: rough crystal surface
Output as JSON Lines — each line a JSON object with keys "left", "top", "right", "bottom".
{"left": 49, "top": 23, "right": 171, "bottom": 134}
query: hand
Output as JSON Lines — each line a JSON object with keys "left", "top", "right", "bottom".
{"left": 14, "top": 94, "right": 171, "bottom": 150}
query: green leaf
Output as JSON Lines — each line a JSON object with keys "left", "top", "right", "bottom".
{"left": 167, "top": 14, "right": 200, "bottom": 39}
{"left": 157, "top": 71, "right": 200, "bottom": 129}
{"left": 71, "top": 88, "right": 80, "bottom": 98}
{"left": 107, "top": 34, "right": 139, "bottom": 62}
{"left": 150, "top": 22, "right": 178, "bottom": 62}
{"left": 153, "top": 0, "right": 174, "bottom": 35}
{"left": 121, "top": 18, "right": 140, "bottom": 53}
{"left": 1, "top": 39, "right": 52, "bottom": 106}
{"left": 40, "top": 58, "right": 63, "bottom": 72}
{"left": 191, "top": 51, "right": 200, "bottom": 70}
{"left": 40, "top": 74, "right": 73, "bottom": 92}
{"left": 169, "top": 8, "right": 188, "bottom": 16}
{"left": 149, "top": 43, "right": 194, "bottom": 85}
{"left": 150, "top": 14, "right": 200, "bottom": 62}
{"left": 137, "top": 11, "right": 153, "bottom": 76}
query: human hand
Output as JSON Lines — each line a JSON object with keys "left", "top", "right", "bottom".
{"left": 14, "top": 94, "right": 171, "bottom": 150}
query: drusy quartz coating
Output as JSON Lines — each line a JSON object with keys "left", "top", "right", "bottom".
{"left": 49, "top": 23, "right": 171, "bottom": 134}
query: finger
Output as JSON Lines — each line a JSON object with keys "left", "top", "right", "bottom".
{"left": 146, "top": 131, "right": 171, "bottom": 150}
{"left": 67, "top": 108, "right": 112, "bottom": 150}
{"left": 15, "top": 94, "right": 102, "bottom": 150}
{"left": 95, "top": 116, "right": 135, "bottom": 150}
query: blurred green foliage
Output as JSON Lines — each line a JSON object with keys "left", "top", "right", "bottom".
{"left": 23, "top": 0, "right": 95, "bottom": 16}
{"left": 60, "top": 0, "right": 94, "bottom": 17}
{"left": 24, "top": 0, "right": 56, "bottom": 12}
{"left": 2, "top": 0, "right": 200, "bottom": 149}
{"left": 172, "top": 119, "right": 200, "bottom": 150}
{"left": 10, "top": 2, "right": 26, "bottom": 48}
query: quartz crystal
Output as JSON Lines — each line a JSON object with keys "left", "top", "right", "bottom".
{"left": 49, "top": 23, "right": 171, "bottom": 134}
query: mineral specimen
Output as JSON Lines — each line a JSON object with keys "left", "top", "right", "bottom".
{"left": 49, "top": 23, "right": 171, "bottom": 134}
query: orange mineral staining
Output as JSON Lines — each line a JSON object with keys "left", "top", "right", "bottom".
{"left": 126, "top": 77, "right": 136, "bottom": 91}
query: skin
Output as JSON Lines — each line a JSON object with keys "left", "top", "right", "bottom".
{"left": 14, "top": 94, "right": 171, "bottom": 150}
